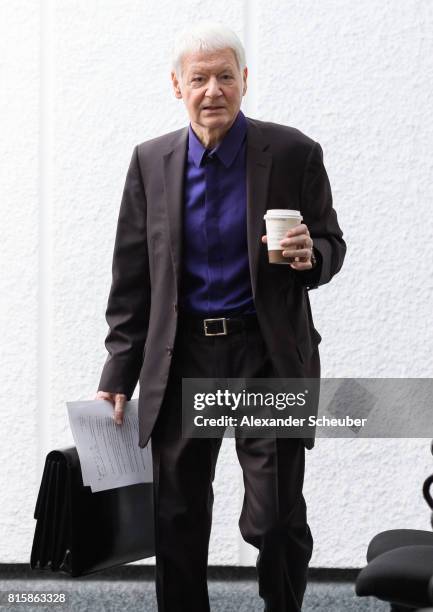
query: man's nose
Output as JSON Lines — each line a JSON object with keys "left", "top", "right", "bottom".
{"left": 205, "top": 76, "right": 223, "bottom": 97}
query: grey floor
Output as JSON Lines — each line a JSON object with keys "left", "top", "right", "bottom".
{"left": 0, "top": 566, "right": 390, "bottom": 612}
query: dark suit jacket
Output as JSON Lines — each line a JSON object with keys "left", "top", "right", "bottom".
{"left": 97, "top": 116, "right": 346, "bottom": 450}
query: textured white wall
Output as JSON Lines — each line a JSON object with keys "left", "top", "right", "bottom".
{"left": 0, "top": 0, "right": 41, "bottom": 565}
{"left": 1, "top": 0, "right": 433, "bottom": 568}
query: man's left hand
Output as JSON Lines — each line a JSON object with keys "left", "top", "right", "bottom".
{"left": 261, "top": 223, "right": 315, "bottom": 270}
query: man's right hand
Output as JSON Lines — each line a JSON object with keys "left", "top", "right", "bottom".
{"left": 95, "top": 391, "right": 127, "bottom": 425}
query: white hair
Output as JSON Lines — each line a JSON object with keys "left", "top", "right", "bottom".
{"left": 171, "top": 20, "right": 246, "bottom": 82}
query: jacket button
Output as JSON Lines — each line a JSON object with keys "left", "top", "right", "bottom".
{"left": 166, "top": 346, "right": 173, "bottom": 356}
{"left": 173, "top": 303, "right": 178, "bottom": 313}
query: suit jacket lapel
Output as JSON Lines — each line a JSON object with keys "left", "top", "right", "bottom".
{"left": 245, "top": 118, "right": 272, "bottom": 299}
{"left": 162, "top": 117, "right": 272, "bottom": 301}
{"left": 162, "top": 127, "right": 188, "bottom": 293}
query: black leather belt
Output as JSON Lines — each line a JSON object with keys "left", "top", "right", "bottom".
{"left": 178, "top": 313, "right": 260, "bottom": 336}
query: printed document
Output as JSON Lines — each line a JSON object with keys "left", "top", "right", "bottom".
{"left": 66, "top": 399, "right": 152, "bottom": 492}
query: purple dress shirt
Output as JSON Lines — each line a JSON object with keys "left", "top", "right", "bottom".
{"left": 179, "top": 109, "right": 256, "bottom": 317}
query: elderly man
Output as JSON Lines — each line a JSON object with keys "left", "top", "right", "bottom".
{"left": 96, "top": 20, "right": 346, "bottom": 612}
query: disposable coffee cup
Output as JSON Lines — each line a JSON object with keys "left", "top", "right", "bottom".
{"left": 263, "top": 209, "right": 303, "bottom": 264}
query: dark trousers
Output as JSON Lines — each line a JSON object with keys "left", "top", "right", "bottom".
{"left": 150, "top": 321, "right": 313, "bottom": 612}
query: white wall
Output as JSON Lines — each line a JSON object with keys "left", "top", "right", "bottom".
{"left": 1, "top": 0, "right": 433, "bottom": 568}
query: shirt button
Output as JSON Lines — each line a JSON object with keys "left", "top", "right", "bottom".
{"left": 173, "top": 303, "right": 178, "bottom": 313}
{"left": 166, "top": 346, "right": 173, "bottom": 356}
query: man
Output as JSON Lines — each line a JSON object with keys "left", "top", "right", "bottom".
{"left": 96, "top": 21, "right": 346, "bottom": 612}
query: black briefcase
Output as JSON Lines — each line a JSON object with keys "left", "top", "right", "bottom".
{"left": 30, "top": 446, "right": 155, "bottom": 577}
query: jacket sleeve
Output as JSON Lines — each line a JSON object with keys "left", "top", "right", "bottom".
{"left": 292, "top": 141, "right": 346, "bottom": 289}
{"left": 97, "top": 145, "right": 151, "bottom": 399}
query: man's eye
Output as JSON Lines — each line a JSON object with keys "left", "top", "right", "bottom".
{"left": 192, "top": 77, "right": 203, "bottom": 82}
{"left": 222, "top": 75, "right": 232, "bottom": 79}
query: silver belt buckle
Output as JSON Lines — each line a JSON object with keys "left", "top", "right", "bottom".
{"left": 204, "top": 317, "right": 228, "bottom": 336}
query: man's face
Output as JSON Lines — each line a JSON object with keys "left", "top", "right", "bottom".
{"left": 171, "top": 47, "right": 247, "bottom": 135}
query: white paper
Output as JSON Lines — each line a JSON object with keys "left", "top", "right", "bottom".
{"left": 66, "top": 399, "right": 153, "bottom": 492}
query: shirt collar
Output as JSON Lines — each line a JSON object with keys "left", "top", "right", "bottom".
{"left": 188, "top": 109, "right": 247, "bottom": 169}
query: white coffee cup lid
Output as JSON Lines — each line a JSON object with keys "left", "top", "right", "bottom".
{"left": 263, "top": 209, "right": 302, "bottom": 219}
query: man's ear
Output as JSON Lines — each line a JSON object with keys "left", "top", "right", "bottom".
{"left": 242, "top": 66, "right": 248, "bottom": 96}
{"left": 171, "top": 71, "right": 183, "bottom": 99}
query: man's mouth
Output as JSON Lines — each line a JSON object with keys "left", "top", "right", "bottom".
{"left": 202, "top": 106, "right": 225, "bottom": 110}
